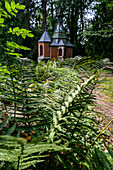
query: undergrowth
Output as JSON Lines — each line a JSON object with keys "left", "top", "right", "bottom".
{"left": 0, "top": 59, "right": 113, "bottom": 170}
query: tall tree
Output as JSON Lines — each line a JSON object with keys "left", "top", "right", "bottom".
{"left": 15, "top": 0, "right": 42, "bottom": 61}
{"left": 47, "top": 0, "right": 57, "bottom": 34}
{"left": 42, "top": 0, "right": 47, "bottom": 32}
{"left": 84, "top": 0, "right": 113, "bottom": 61}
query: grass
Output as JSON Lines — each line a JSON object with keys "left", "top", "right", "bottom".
{"left": 99, "top": 73, "right": 113, "bottom": 103}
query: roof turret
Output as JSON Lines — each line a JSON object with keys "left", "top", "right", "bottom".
{"left": 50, "top": 8, "right": 67, "bottom": 46}
{"left": 57, "top": 7, "right": 64, "bottom": 24}
{"left": 38, "top": 31, "right": 51, "bottom": 43}
{"left": 58, "top": 39, "right": 66, "bottom": 46}
{"left": 53, "top": 23, "right": 67, "bottom": 39}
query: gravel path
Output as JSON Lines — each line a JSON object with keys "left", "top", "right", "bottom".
{"left": 94, "top": 84, "right": 113, "bottom": 146}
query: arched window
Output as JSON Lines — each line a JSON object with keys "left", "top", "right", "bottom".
{"left": 40, "top": 45, "right": 43, "bottom": 56}
{"left": 59, "top": 48, "right": 62, "bottom": 56}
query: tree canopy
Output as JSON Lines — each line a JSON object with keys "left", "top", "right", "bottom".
{"left": 0, "top": 0, "right": 113, "bottom": 62}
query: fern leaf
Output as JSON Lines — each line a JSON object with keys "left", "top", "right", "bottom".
{"left": 20, "top": 160, "right": 44, "bottom": 170}
{"left": 0, "top": 115, "right": 12, "bottom": 128}
{"left": 104, "top": 142, "right": 113, "bottom": 158}
{"left": 95, "top": 148, "right": 111, "bottom": 170}
{"left": 5, "top": 122, "right": 16, "bottom": 135}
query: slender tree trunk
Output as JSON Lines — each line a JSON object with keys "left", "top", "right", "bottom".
{"left": 51, "top": 0, "right": 54, "bottom": 33}
{"left": 70, "top": 6, "right": 78, "bottom": 44}
{"left": 67, "top": 1, "right": 71, "bottom": 32}
{"left": 42, "top": 0, "right": 47, "bottom": 32}
{"left": 70, "top": 6, "right": 74, "bottom": 44}
{"left": 81, "top": 7, "right": 84, "bottom": 31}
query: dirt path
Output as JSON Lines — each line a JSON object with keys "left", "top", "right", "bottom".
{"left": 94, "top": 79, "right": 113, "bottom": 146}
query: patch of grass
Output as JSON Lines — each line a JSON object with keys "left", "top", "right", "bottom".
{"left": 99, "top": 76, "right": 113, "bottom": 103}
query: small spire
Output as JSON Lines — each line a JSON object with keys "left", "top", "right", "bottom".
{"left": 57, "top": 7, "right": 64, "bottom": 24}
{"left": 38, "top": 31, "right": 51, "bottom": 43}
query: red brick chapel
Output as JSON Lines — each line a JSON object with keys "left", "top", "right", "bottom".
{"left": 38, "top": 8, "right": 73, "bottom": 62}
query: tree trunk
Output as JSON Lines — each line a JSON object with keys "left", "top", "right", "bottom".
{"left": 70, "top": 6, "right": 78, "bottom": 44}
{"left": 51, "top": 0, "right": 54, "bottom": 33}
{"left": 42, "top": 0, "right": 47, "bottom": 32}
{"left": 81, "top": 7, "right": 84, "bottom": 31}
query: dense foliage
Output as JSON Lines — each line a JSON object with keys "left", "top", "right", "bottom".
{"left": 84, "top": 0, "right": 113, "bottom": 61}
{"left": 0, "top": 0, "right": 113, "bottom": 169}
{"left": 0, "top": 0, "right": 112, "bottom": 61}
{"left": 0, "top": 59, "right": 113, "bottom": 169}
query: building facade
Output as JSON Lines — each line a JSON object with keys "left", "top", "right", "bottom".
{"left": 38, "top": 9, "right": 73, "bottom": 62}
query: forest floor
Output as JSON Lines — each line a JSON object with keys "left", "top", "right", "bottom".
{"left": 94, "top": 73, "right": 113, "bottom": 147}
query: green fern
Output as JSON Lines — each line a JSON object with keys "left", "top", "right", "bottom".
{"left": 86, "top": 144, "right": 113, "bottom": 170}
{"left": 0, "top": 59, "right": 112, "bottom": 169}
{"left": 0, "top": 135, "right": 70, "bottom": 170}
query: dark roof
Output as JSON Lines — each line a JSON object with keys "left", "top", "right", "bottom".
{"left": 50, "top": 39, "right": 66, "bottom": 47}
{"left": 38, "top": 31, "right": 51, "bottom": 43}
{"left": 66, "top": 41, "right": 74, "bottom": 47}
{"left": 50, "top": 41, "right": 58, "bottom": 46}
{"left": 53, "top": 23, "right": 67, "bottom": 39}
{"left": 38, "top": 9, "right": 73, "bottom": 48}
{"left": 58, "top": 39, "right": 66, "bottom": 46}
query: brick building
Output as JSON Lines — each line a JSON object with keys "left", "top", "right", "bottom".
{"left": 38, "top": 9, "right": 73, "bottom": 62}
